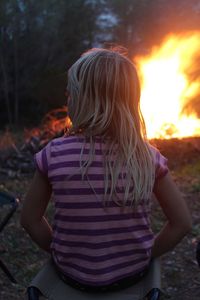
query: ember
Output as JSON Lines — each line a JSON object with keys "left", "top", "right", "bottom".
{"left": 136, "top": 31, "right": 200, "bottom": 139}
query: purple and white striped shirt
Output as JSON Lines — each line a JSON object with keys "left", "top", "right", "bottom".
{"left": 34, "top": 135, "right": 168, "bottom": 286}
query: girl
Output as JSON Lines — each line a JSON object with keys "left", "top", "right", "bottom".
{"left": 21, "top": 48, "right": 191, "bottom": 294}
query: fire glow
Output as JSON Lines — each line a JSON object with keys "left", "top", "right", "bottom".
{"left": 136, "top": 32, "right": 200, "bottom": 139}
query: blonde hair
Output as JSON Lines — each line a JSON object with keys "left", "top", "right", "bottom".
{"left": 67, "top": 47, "right": 155, "bottom": 206}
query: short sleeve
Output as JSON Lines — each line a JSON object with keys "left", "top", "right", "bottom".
{"left": 34, "top": 141, "right": 52, "bottom": 176}
{"left": 150, "top": 145, "right": 169, "bottom": 180}
{"left": 155, "top": 150, "right": 168, "bottom": 180}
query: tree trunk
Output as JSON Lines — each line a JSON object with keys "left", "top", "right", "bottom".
{"left": 14, "top": 34, "right": 19, "bottom": 126}
{"left": 0, "top": 29, "right": 12, "bottom": 125}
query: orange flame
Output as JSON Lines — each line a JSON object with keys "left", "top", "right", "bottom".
{"left": 136, "top": 31, "right": 200, "bottom": 139}
{"left": 24, "top": 107, "right": 71, "bottom": 145}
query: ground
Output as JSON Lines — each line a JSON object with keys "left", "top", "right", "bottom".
{"left": 0, "top": 138, "right": 200, "bottom": 299}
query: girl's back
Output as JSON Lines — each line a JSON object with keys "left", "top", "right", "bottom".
{"left": 35, "top": 134, "right": 167, "bottom": 286}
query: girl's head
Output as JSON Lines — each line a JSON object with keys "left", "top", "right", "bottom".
{"left": 67, "top": 48, "right": 144, "bottom": 140}
{"left": 67, "top": 48, "right": 154, "bottom": 205}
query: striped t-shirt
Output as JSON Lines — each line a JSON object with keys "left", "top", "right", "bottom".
{"left": 34, "top": 134, "right": 168, "bottom": 286}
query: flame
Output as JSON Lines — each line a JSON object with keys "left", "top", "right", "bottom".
{"left": 24, "top": 107, "right": 71, "bottom": 146}
{"left": 136, "top": 32, "right": 200, "bottom": 139}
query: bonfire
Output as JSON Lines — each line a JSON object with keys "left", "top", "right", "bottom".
{"left": 0, "top": 31, "right": 200, "bottom": 177}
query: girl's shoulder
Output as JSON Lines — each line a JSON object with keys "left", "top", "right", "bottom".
{"left": 148, "top": 143, "right": 169, "bottom": 179}
{"left": 148, "top": 143, "right": 164, "bottom": 160}
{"left": 50, "top": 134, "right": 86, "bottom": 146}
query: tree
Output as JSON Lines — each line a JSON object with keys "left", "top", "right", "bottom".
{"left": 104, "top": 0, "right": 200, "bottom": 56}
{"left": 0, "top": 0, "right": 104, "bottom": 128}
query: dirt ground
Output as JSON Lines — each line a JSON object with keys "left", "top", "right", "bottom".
{"left": 0, "top": 139, "right": 200, "bottom": 300}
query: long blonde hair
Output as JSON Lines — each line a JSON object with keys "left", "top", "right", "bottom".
{"left": 67, "top": 47, "right": 155, "bottom": 206}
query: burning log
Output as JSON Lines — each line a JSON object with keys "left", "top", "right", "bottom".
{"left": 0, "top": 108, "right": 68, "bottom": 179}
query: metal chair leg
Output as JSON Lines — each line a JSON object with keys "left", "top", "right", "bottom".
{"left": 0, "top": 192, "right": 19, "bottom": 284}
{"left": 0, "top": 206, "right": 17, "bottom": 233}
{"left": 196, "top": 241, "right": 200, "bottom": 267}
{"left": 27, "top": 286, "right": 42, "bottom": 300}
{"left": 146, "top": 288, "right": 160, "bottom": 300}
{"left": 0, "top": 259, "right": 17, "bottom": 283}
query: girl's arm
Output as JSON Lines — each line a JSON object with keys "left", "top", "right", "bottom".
{"left": 152, "top": 172, "right": 192, "bottom": 258}
{"left": 20, "top": 170, "right": 52, "bottom": 253}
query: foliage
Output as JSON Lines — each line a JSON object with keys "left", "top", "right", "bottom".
{"left": 105, "top": 0, "right": 200, "bottom": 56}
{"left": 0, "top": 0, "right": 104, "bottom": 128}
